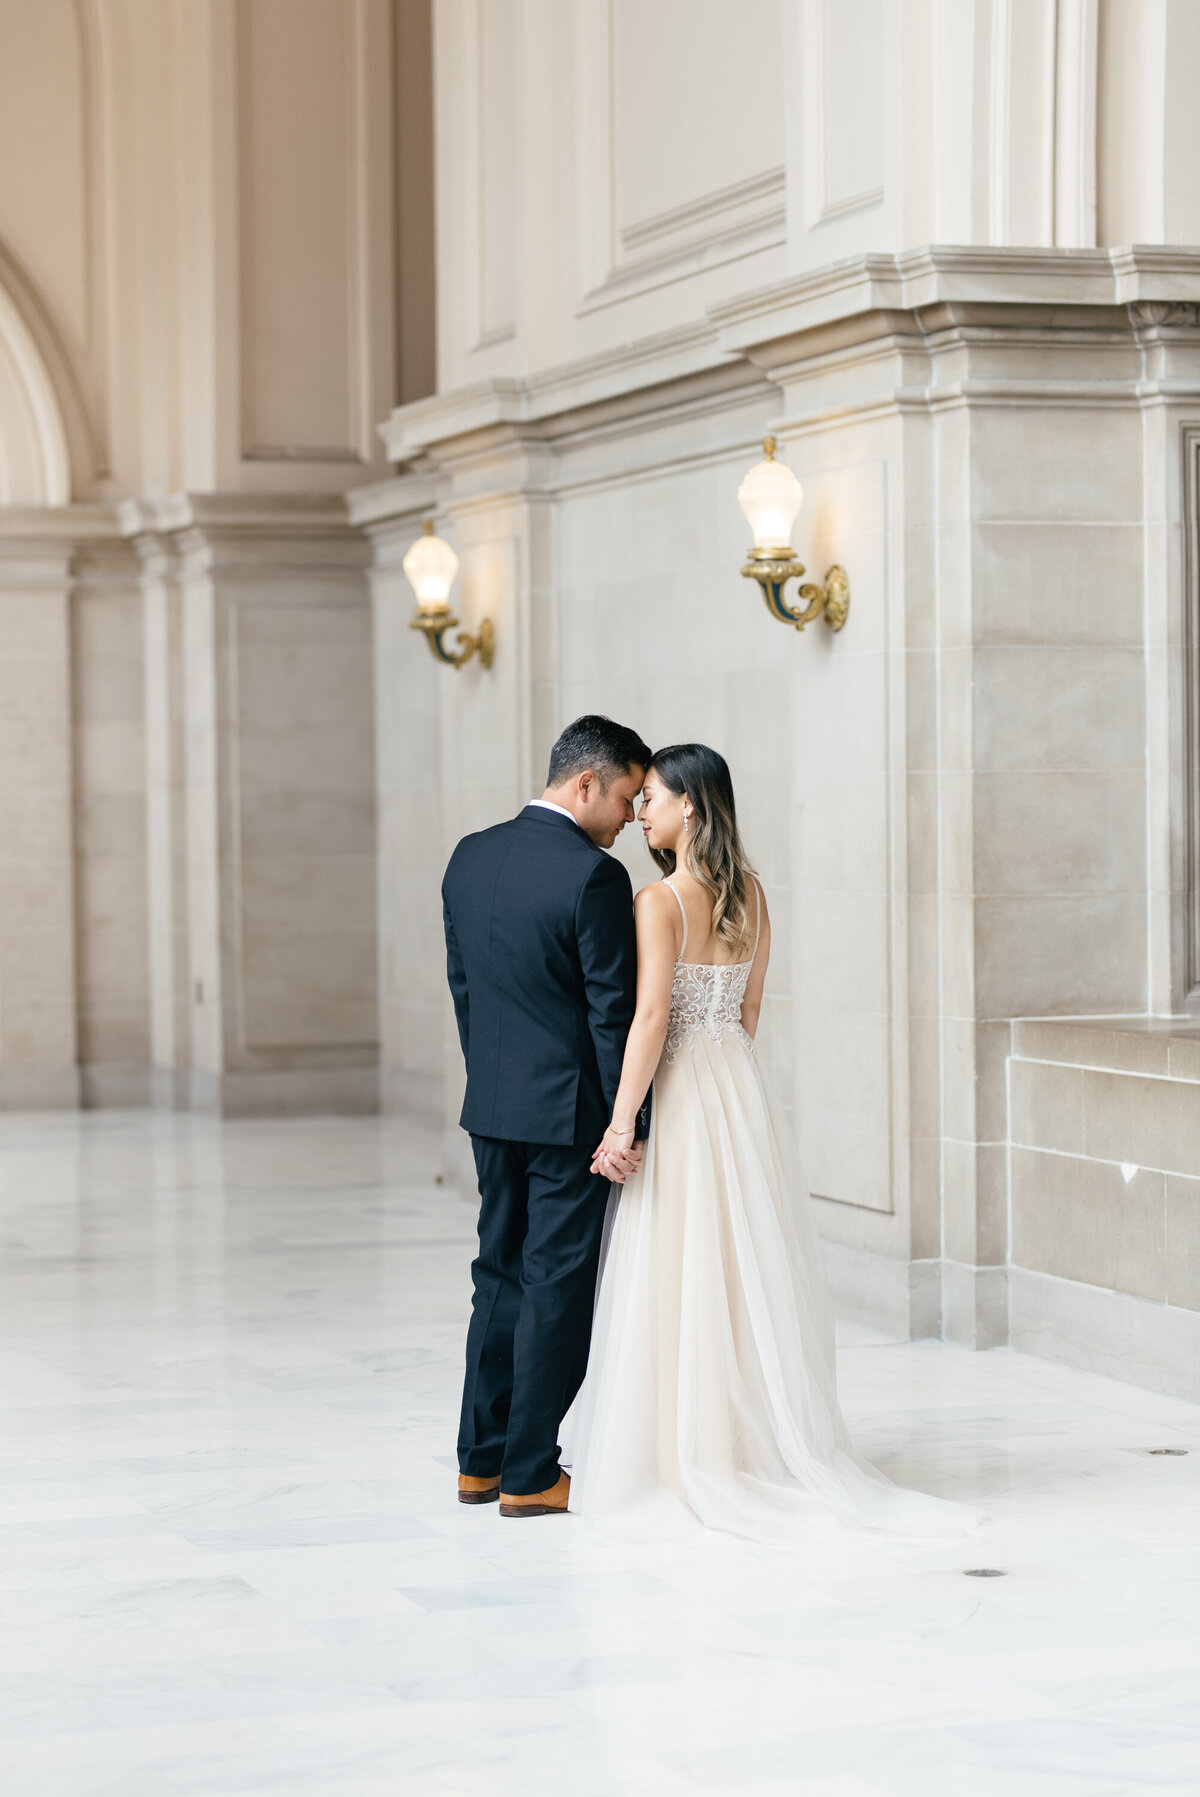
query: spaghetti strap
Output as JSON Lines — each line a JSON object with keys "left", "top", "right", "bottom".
{"left": 751, "top": 879, "right": 762, "bottom": 958}
{"left": 665, "top": 880, "right": 688, "bottom": 956}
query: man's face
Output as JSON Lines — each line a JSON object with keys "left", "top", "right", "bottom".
{"left": 577, "top": 766, "right": 645, "bottom": 848}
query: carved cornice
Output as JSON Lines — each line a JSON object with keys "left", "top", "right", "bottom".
{"left": 377, "top": 317, "right": 754, "bottom": 468}
{"left": 0, "top": 502, "right": 134, "bottom": 584}
{"left": 712, "top": 248, "right": 1200, "bottom": 372}
{"left": 112, "top": 493, "right": 371, "bottom": 582}
{"left": 374, "top": 248, "right": 1200, "bottom": 479}
{"left": 0, "top": 502, "right": 122, "bottom": 542}
{"left": 116, "top": 493, "right": 360, "bottom": 539}
{"left": 1128, "top": 302, "right": 1200, "bottom": 332}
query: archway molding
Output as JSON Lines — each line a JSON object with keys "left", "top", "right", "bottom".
{"left": 0, "top": 236, "right": 95, "bottom": 506}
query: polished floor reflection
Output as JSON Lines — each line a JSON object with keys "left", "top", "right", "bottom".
{"left": 0, "top": 1111, "right": 1197, "bottom": 1796}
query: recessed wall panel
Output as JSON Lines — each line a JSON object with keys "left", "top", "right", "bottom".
{"left": 477, "top": 0, "right": 517, "bottom": 344}
{"left": 231, "top": 597, "right": 377, "bottom": 1051}
{"left": 821, "top": 0, "right": 885, "bottom": 215}
{"left": 611, "top": 0, "right": 785, "bottom": 258}
{"left": 237, "top": 0, "right": 355, "bottom": 459}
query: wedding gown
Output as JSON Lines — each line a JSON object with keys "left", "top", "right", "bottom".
{"left": 569, "top": 882, "right": 979, "bottom": 1542}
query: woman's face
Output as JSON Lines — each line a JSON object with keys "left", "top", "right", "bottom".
{"left": 639, "top": 767, "right": 687, "bottom": 854}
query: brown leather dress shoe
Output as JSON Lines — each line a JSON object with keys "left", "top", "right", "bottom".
{"left": 457, "top": 1474, "right": 501, "bottom": 1505}
{"left": 499, "top": 1471, "right": 571, "bottom": 1517}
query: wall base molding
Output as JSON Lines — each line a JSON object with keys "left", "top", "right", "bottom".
{"left": 442, "top": 1125, "right": 478, "bottom": 1209}
{"left": 942, "top": 1261, "right": 1009, "bottom": 1350}
{"left": 81, "top": 1064, "right": 153, "bottom": 1109}
{"left": 820, "top": 1246, "right": 1011, "bottom": 1347}
{"left": 186, "top": 1066, "right": 380, "bottom": 1118}
{"left": 0, "top": 1068, "right": 82, "bottom": 1110}
{"left": 150, "top": 1069, "right": 191, "bottom": 1111}
{"left": 380, "top": 1066, "right": 441, "bottom": 1123}
{"left": 1010, "top": 1267, "right": 1200, "bottom": 1403}
{"left": 820, "top": 1242, "right": 942, "bottom": 1340}
{"left": 0, "top": 1065, "right": 382, "bottom": 1118}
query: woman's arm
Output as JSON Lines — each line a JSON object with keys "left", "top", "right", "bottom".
{"left": 591, "top": 882, "right": 679, "bottom": 1176}
{"left": 739, "top": 879, "right": 771, "bottom": 1039}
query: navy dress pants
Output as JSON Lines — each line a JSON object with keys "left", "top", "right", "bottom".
{"left": 458, "top": 1135, "right": 610, "bottom": 1496}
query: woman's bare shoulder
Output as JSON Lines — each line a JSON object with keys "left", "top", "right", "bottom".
{"left": 634, "top": 878, "right": 677, "bottom": 916}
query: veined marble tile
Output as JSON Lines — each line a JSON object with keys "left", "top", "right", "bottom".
{"left": 0, "top": 1111, "right": 1197, "bottom": 1794}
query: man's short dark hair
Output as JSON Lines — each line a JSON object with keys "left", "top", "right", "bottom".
{"left": 547, "top": 715, "right": 652, "bottom": 792}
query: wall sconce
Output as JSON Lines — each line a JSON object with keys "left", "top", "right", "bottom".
{"left": 403, "top": 521, "right": 494, "bottom": 670}
{"left": 738, "top": 438, "right": 849, "bottom": 633}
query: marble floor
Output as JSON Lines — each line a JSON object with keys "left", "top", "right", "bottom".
{"left": 0, "top": 1114, "right": 1197, "bottom": 1797}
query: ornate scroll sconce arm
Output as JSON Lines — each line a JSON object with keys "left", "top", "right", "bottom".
{"left": 740, "top": 551, "right": 850, "bottom": 634}
{"left": 409, "top": 612, "right": 495, "bottom": 670}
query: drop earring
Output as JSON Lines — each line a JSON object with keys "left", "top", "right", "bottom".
{"left": 684, "top": 813, "right": 690, "bottom": 834}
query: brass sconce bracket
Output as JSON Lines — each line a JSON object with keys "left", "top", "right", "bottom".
{"left": 740, "top": 550, "right": 850, "bottom": 633}
{"left": 409, "top": 612, "right": 495, "bottom": 670}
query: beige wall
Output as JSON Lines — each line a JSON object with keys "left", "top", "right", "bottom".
{"left": 72, "top": 543, "right": 149, "bottom": 1100}
{"left": 360, "top": 0, "right": 1200, "bottom": 1390}
{"left": 0, "top": 534, "right": 78, "bottom": 1107}
{"left": 430, "top": 0, "right": 1200, "bottom": 393}
{"left": 172, "top": 501, "right": 380, "bottom": 1116}
{"left": 0, "top": 0, "right": 436, "bottom": 1114}
{"left": 2, "top": 1, "right": 1200, "bottom": 1392}
{"left": 0, "top": 0, "right": 421, "bottom": 500}
{"left": 363, "top": 249, "right": 1200, "bottom": 1370}
{"left": 1009, "top": 1019, "right": 1200, "bottom": 1399}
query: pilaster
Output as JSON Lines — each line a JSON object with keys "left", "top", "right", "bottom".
{"left": 71, "top": 533, "right": 148, "bottom": 1106}
{"left": 351, "top": 472, "right": 442, "bottom": 1124}
{"left": 127, "top": 494, "right": 380, "bottom": 1117}
{"left": 135, "top": 528, "right": 191, "bottom": 1105}
{"left": 0, "top": 523, "right": 81, "bottom": 1107}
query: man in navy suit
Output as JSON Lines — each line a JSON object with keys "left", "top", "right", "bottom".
{"left": 442, "top": 715, "right": 652, "bottom": 1516}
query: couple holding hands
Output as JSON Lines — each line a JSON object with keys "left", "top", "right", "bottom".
{"left": 443, "top": 715, "right": 974, "bottom": 1542}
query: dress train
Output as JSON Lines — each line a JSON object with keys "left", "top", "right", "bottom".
{"left": 569, "top": 883, "right": 980, "bottom": 1543}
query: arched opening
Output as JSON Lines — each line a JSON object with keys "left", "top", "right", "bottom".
{"left": 0, "top": 258, "right": 78, "bottom": 1110}
{"left": 0, "top": 271, "right": 71, "bottom": 504}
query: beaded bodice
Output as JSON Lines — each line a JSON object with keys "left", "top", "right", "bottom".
{"left": 663, "top": 959, "right": 755, "bottom": 1064}
{"left": 660, "top": 880, "right": 760, "bottom": 1066}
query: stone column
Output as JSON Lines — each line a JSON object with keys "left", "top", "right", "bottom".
{"left": 134, "top": 526, "right": 192, "bottom": 1106}
{"left": 131, "top": 495, "right": 380, "bottom": 1116}
{"left": 71, "top": 535, "right": 150, "bottom": 1107}
{"left": 353, "top": 478, "right": 442, "bottom": 1123}
{"left": 0, "top": 519, "right": 80, "bottom": 1107}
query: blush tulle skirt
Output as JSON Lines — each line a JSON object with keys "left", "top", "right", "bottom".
{"left": 567, "top": 1027, "right": 981, "bottom": 1542}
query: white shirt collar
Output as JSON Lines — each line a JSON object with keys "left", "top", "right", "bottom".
{"left": 527, "top": 799, "right": 577, "bottom": 823}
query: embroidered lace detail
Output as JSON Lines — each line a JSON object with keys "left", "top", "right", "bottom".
{"left": 663, "top": 959, "right": 755, "bottom": 1065}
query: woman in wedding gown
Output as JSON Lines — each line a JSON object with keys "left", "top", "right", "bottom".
{"left": 569, "top": 743, "right": 978, "bottom": 1542}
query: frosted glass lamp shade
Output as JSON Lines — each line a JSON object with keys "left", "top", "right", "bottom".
{"left": 738, "top": 440, "right": 802, "bottom": 550}
{"left": 403, "top": 522, "right": 459, "bottom": 613}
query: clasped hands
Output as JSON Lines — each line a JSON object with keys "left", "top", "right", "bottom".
{"left": 590, "top": 1124, "right": 644, "bottom": 1184}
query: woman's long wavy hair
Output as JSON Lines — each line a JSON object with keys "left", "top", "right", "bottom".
{"left": 647, "top": 743, "right": 757, "bottom": 954}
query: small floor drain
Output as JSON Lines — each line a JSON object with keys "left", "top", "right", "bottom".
{"left": 1148, "top": 1447, "right": 1189, "bottom": 1456}
{"left": 963, "top": 1568, "right": 1006, "bottom": 1577}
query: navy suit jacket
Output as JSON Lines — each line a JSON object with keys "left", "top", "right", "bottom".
{"left": 442, "top": 805, "right": 649, "bottom": 1147}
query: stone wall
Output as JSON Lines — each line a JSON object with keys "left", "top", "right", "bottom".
{"left": 0, "top": 0, "right": 434, "bottom": 1114}
{"left": 358, "top": 245, "right": 1200, "bottom": 1388}
{"left": 340, "top": 0, "right": 1200, "bottom": 1388}
{"left": 2, "top": 1, "right": 1200, "bottom": 1396}
{"left": 1010, "top": 1019, "right": 1200, "bottom": 1399}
